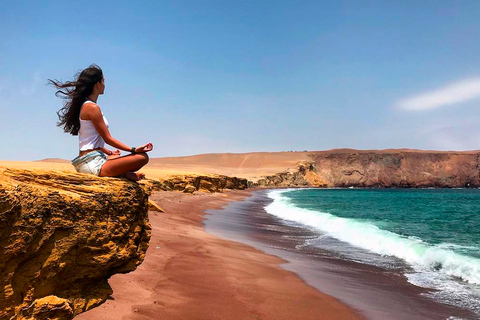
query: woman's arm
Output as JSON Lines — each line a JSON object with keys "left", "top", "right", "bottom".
{"left": 100, "top": 147, "right": 111, "bottom": 155}
{"left": 86, "top": 104, "right": 153, "bottom": 153}
{"left": 87, "top": 105, "right": 133, "bottom": 152}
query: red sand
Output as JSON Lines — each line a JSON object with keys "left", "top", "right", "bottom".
{"left": 76, "top": 190, "right": 363, "bottom": 320}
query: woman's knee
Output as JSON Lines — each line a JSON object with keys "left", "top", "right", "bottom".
{"left": 138, "top": 152, "right": 149, "bottom": 165}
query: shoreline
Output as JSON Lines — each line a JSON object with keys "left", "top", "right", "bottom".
{"left": 76, "top": 189, "right": 362, "bottom": 320}
{"left": 204, "top": 189, "right": 475, "bottom": 320}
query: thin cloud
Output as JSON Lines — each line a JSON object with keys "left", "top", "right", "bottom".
{"left": 396, "top": 78, "right": 480, "bottom": 111}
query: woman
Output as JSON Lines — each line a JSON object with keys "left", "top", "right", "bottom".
{"left": 49, "top": 64, "right": 153, "bottom": 181}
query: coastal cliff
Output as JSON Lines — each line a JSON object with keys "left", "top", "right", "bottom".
{"left": 255, "top": 150, "right": 480, "bottom": 188}
{"left": 0, "top": 168, "right": 152, "bottom": 320}
{"left": 254, "top": 161, "right": 327, "bottom": 187}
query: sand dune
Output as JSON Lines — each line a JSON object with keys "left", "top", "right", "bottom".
{"left": 24, "top": 151, "right": 312, "bottom": 180}
{"left": 34, "top": 158, "right": 71, "bottom": 163}
{"left": 147, "top": 151, "right": 311, "bottom": 180}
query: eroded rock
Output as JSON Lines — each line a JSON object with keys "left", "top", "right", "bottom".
{"left": 255, "top": 161, "right": 327, "bottom": 187}
{"left": 144, "top": 174, "right": 248, "bottom": 193}
{"left": 0, "top": 168, "right": 151, "bottom": 320}
{"left": 255, "top": 151, "right": 480, "bottom": 188}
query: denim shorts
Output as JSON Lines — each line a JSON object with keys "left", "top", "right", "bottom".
{"left": 71, "top": 151, "right": 108, "bottom": 176}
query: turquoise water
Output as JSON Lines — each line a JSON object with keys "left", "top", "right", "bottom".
{"left": 286, "top": 188, "right": 480, "bottom": 258}
{"left": 265, "top": 188, "right": 480, "bottom": 315}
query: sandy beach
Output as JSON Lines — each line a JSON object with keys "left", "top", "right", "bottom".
{"left": 0, "top": 159, "right": 362, "bottom": 319}
{"left": 75, "top": 189, "right": 362, "bottom": 320}
{"left": 3, "top": 154, "right": 479, "bottom": 319}
{"left": 6, "top": 152, "right": 478, "bottom": 319}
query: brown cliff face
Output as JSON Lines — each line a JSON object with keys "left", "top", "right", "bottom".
{"left": 255, "top": 161, "right": 327, "bottom": 188}
{"left": 312, "top": 151, "right": 480, "bottom": 188}
{"left": 255, "top": 151, "right": 480, "bottom": 188}
{"left": 0, "top": 168, "right": 151, "bottom": 320}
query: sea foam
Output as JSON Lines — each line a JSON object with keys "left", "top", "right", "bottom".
{"left": 265, "top": 189, "right": 480, "bottom": 285}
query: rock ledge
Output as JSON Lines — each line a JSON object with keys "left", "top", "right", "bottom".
{"left": 0, "top": 168, "right": 151, "bottom": 320}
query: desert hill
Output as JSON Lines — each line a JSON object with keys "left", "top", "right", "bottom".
{"left": 30, "top": 151, "right": 313, "bottom": 181}
{"left": 147, "top": 151, "right": 311, "bottom": 180}
{"left": 34, "top": 158, "right": 70, "bottom": 163}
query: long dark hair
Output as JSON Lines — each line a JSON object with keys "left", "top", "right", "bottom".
{"left": 49, "top": 64, "right": 103, "bottom": 135}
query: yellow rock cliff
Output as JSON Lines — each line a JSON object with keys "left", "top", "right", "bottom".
{"left": 0, "top": 168, "right": 152, "bottom": 320}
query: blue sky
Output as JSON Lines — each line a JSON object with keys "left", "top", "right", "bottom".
{"left": 1, "top": 1, "right": 480, "bottom": 161}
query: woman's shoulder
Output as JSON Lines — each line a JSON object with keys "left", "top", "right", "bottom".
{"left": 82, "top": 101, "right": 100, "bottom": 107}
{"left": 82, "top": 102, "right": 101, "bottom": 112}
{"left": 80, "top": 102, "right": 102, "bottom": 120}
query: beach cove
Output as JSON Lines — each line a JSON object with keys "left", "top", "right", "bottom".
{"left": 75, "top": 189, "right": 362, "bottom": 320}
{"left": 3, "top": 149, "right": 480, "bottom": 319}
{"left": 4, "top": 1, "right": 480, "bottom": 317}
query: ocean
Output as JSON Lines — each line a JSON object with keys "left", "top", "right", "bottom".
{"left": 205, "top": 188, "right": 480, "bottom": 320}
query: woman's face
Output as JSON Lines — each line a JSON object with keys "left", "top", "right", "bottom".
{"left": 96, "top": 77, "right": 105, "bottom": 95}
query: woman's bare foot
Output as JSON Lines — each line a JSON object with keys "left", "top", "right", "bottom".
{"left": 122, "top": 172, "right": 146, "bottom": 181}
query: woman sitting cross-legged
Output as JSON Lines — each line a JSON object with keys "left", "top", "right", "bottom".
{"left": 49, "top": 64, "right": 153, "bottom": 181}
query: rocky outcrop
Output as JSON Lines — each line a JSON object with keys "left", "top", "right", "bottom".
{"left": 145, "top": 174, "right": 248, "bottom": 193}
{"left": 254, "top": 161, "right": 327, "bottom": 188}
{"left": 0, "top": 168, "right": 151, "bottom": 320}
{"left": 255, "top": 151, "right": 480, "bottom": 188}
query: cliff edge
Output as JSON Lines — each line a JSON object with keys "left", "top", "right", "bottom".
{"left": 0, "top": 168, "right": 152, "bottom": 320}
{"left": 255, "top": 150, "right": 480, "bottom": 188}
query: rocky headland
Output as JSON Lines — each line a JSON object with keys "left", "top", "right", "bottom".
{"left": 255, "top": 150, "right": 480, "bottom": 188}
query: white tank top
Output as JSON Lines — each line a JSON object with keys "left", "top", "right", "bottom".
{"left": 78, "top": 101, "right": 109, "bottom": 151}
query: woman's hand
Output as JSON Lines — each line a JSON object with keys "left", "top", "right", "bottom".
{"left": 106, "top": 149, "right": 121, "bottom": 160}
{"left": 135, "top": 143, "right": 153, "bottom": 153}
{"left": 107, "top": 154, "right": 121, "bottom": 160}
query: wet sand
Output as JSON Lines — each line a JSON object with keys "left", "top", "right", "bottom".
{"left": 76, "top": 189, "right": 362, "bottom": 320}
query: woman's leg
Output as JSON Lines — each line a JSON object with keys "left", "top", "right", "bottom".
{"left": 99, "top": 153, "right": 149, "bottom": 178}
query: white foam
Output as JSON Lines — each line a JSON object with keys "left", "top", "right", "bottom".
{"left": 265, "top": 190, "right": 480, "bottom": 285}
